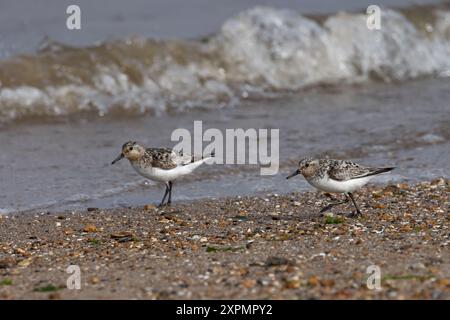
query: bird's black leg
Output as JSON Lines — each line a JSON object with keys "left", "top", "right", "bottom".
{"left": 158, "top": 183, "right": 170, "bottom": 207}
{"left": 348, "top": 192, "right": 362, "bottom": 216}
{"left": 167, "top": 181, "right": 173, "bottom": 205}
{"left": 319, "top": 195, "right": 349, "bottom": 213}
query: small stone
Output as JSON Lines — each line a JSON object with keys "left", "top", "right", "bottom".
{"left": 388, "top": 290, "right": 398, "bottom": 298}
{"left": 48, "top": 293, "right": 61, "bottom": 300}
{"left": 285, "top": 276, "right": 301, "bottom": 289}
{"left": 257, "top": 278, "right": 270, "bottom": 286}
{"left": 64, "top": 229, "right": 74, "bottom": 235}
{"left": 409, "top": 262, "right": 426, "bottom": 270}
{"left": 265, "top": 256, "right": 292, "bottom": 267}
{"left": 14, "top": 248, "right": 30, "bottom": 257}
{"left": 83, "top": 224, "right": 98, "bottom": 233}
{"left": 320, "top": 278, "right": 336, "bottom": 287}
{"left": 242, "top": 279, "right": 256, "bottom": 288}
{"left": 438, "top": 279, "right": 449, "bottom": 286}
{"left": 90, "top": 276, "right": 100, "bottom": 284}
{"left": 397, "top": 183, "right": 410, "bottom": 189}
{"left": 308, "top": 275, "right": 319, "bottom": 287}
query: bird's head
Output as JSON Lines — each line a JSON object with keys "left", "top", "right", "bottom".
{"left": 111, "top": 141, "right": 145, "bottom": 164}
{"left": 286, "top": 158, "right": 319, "bottom": 179}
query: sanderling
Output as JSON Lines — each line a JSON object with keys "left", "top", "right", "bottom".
{"left": 112, "top": 141, "right": 213, "bottom": 207}
{"left": 286, "top": 158, "right": 394, "bottom": 216}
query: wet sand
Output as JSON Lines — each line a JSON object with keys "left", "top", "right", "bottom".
{"left": 0, "top": 179, "right": 448, "bottom": 299}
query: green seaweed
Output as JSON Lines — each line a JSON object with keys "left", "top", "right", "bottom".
{"left": 88, "top": 238, "right": 101, "bottom": 246}
{"left": 0, "top": 278, "right": 13, "bottom": 286}
{"left": 325, "top": 216, "right": 343, "bottom": 224}
{"left": 33, "top": 284, "right": 62, "bottom": 292}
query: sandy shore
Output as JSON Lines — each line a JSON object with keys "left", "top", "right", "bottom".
{"left": 0, "top": 179, "right": 448, "bottom": 299}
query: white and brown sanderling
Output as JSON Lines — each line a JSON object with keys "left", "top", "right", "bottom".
{"left": 286, "top": 158, "right": 395, "bottom": 216}
{"left": 112, "top": 141, "right": 213, "bottom": 207}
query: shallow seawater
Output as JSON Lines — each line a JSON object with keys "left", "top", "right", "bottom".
{"left": 0, "top": 78, "right": 448, "bottom": 214}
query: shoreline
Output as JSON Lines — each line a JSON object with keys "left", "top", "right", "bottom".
{"left": 0, "top": 179, "right": 448, "bottom": 299}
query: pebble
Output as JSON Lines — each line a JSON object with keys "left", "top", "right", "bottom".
{"left": 83, "top": 224, "right": 98, "bottom": 233}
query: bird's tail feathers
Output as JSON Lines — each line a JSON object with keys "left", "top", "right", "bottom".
{"left": 364, "top": 167, "right": 395, "bottom": 178}
{"left": 189, "top": 151, "right": 215, "bottom": 163}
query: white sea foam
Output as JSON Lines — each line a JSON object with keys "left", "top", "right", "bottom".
{"left": 1, "top": 6, "right": 450, "bottom": 123}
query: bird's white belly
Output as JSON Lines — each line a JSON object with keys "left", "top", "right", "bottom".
{"left": 308, "top": 176, "right": 372, "bottom": 193}
{"left": 131, "top": 160, "right": 207, "bottom": 182}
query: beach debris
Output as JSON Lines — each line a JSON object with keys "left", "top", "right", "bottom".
{"left": 110, "top": 231, "right": 134, "bottom": 242}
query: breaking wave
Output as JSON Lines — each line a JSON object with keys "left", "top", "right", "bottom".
{"left": 1, "top": 4, "right": 450, "bottom": 123}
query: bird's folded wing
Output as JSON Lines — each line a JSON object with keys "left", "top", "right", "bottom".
{"left": 147, "top": 148, "right": 210, "bottom": 169}
{"left": 146, "top": 148, "right": 178, "bottom": 169}
{"left": 328, "top": 162, "right": 375, "bottom": 181}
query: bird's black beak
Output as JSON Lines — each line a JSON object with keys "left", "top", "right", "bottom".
{"left": 286, "top": 169, "right": 300, "bottom": 179}
{"left": 111, "top": 153, "right": 124, "bottom": 165}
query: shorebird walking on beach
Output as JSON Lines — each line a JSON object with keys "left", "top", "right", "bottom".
{"left": 112, "top": 141, "right": 213, "bottom": 207}
{"left": 286, "top": 158, "right": 394, "bottom": 216}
